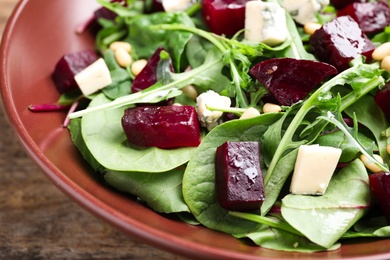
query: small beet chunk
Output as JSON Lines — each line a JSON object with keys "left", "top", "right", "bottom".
{"left": 369, "top": 171, "right": 390, "bottom": 224}
{"left": 52, "top": 50, "right": 99, "bottom": 93}
{"left": 337, "top": 0, "right": 390, "bottom": 34}
{"left": 215, "top": 141, "right": 265, "bottom": 211}
{"left": 310, "top": 16, "right": 375, "bottom": 71}
{"left": 131, "top": 47, "right": 174, "bottom": 93}
{"left": 121, "top": 105, "right": 201, "bottom": 149}
{"left": 202, "top": 0, "right": 250, "bottom": 36}
{"left": 249, "top": 58, "right": 338, "bottom": 106}
{"left": 374, "top": 81, "right": 390, "bottom": 121}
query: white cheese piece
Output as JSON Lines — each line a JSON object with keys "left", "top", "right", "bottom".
{"left": 162, "top": 0, "right": 194, "bottom": 12}
{"left": 196, "top": 90, "right": 231, "bottom": 131}
{"left": 282, "top": 0, "right": 329, "bottom": 25}
{"left": 244, "top": 1, "right": 288, "bottom": 46}
{"left": 74, "top": 58, "right": 112, "bottom": 96}
{"left": 290, "top": 144, "right": 342, "bottom": 195}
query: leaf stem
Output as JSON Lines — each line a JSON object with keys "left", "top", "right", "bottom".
{"left": 229, "top": 211, "right": 303, "bottom": 236}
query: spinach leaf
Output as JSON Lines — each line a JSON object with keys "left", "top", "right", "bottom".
{"left": 126, "top": 12, "right": 195, "bottom": 71}
{"left": 281, "top": 159, "right": 371, "bottom": 248}
{"left": 234, "top": 225, "right": 340, "bottom": 252}
{"left": 68, "top": 118, "right": 103, "bottom": 172}
{"left": 182, "top": 113, "right": 282, "bottom": 234}
{"left": 344, "top": 95, "right": 390, "bottom": 165}
{"left": 81, "top": 93, "right": 196, "bottom": 172}
{"left": 102, "top": 49, "right": 132, "bottom": 99}
{"left": 104, "top": 168, "right": 190, "bottom": 213}
{"left": 343, "top": 216, "right": 390, "bottom": 238}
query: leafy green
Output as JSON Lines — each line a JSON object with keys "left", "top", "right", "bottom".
{"left": 315, "top": 130, "right": 378, "bottom": 163}
{"left": 102, "top": 49, "right": 132, "bottom": 99}
{"left": 125, "top": 12, "right": 195, "bottom": 71}
{"left": 69, "top": 48, "right": 229, "bottom": 119}
{"left": 281, "top": 159, "right": 371, "bottom": 248}
{"left": 104, "top": 168, "right": 190, "bottom": 213}
{"left": 80, "top": 93, "right": 196, "bottom": 172}
{"left": 182, "top": 113, "right": 282, "bottom": 234}
{"left": 261, "top": 61, "right": 385, "bottom": 215}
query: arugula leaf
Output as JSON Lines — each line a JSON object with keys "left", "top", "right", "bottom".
{"left": 68, "top": 48, "right": 229, "bottom": 119}
{"left": 261, "top": 62, "right": 385, "bottom": 215}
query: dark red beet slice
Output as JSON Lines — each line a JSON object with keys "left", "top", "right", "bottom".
{"left": 202, "top": 0, "right": 250, "bottom": 36}
{"left": 215, "top": 141, "right": 265, "bottom": 211}
{"left": 309, "top": 16, "right": 375, "bottom": 71}
{"left": 131, "top": 47, "right": 174, "bottom": 93}
{"left": 249, "top": 58, "right": 338, "bottom": 106}
{"left": 51, "top": 49, "right": 99, "bottom": 93}
{"left": 330, "top": 0, "right": 367, "bottom": 10}
{"left": 337, "top": 0, "right": 390, "bottom": 34}
{"left": 369, "top": 171, "right": 390, "bottom": 224}
{"left": 374, "top": 81, "right": 390, "bottom": 121}
{"left": 121, "top": 105, "right": 201, "bottom": 149}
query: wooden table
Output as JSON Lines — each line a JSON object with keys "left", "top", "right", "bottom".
{"left": 0, "top": 1, "right": 186, "bottom": 259}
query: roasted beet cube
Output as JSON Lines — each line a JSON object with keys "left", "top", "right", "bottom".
{"left": 131, "top": 47, "right": 174, "bottom": 93}
{"left": 330, "top": 0, "right": 367, "bottom": 10}
{"left": 215, "top": 141, "right": 265, "bottom": 211}
{"left": 202, "top": 0, "right": 251, "bottom": 36}
{"left": 337, "top": 0, "right": 390, "bottom": 34}
{"left": 249, "top": 58, "right": 338, "bottom": 106}
{"left": 369, "top": 171, "right": 390, "bottom": 224}
{"left": 121, "top": 105, "right": 201, "bottom": 148}
{"left": 51, "top": 50, "right": 99, "bottom": 93}
{"left": 374, "top": 81, "right": 390, "bottom": 121}
{"left": 310, "top": 16, "right": 375, "bottom": 71}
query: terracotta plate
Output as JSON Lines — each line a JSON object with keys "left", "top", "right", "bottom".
{"left": 1, "top": 1, "right": 390, "bottom": 259}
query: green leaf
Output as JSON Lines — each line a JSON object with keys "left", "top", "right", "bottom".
{"left": 315, "top": 130, "right": 378, "bottom": 163}
{"left": 102, "top": 49, "right": 132, "bottom": 99}
{"left": 234, "top": 225, "right": 340, "bottom": 252}
{"left": 126, "top": 12, "right": 195, "bottom": 71}
{"left": 81, "top": 93, "right": 196, "bottom": 172}
{"left": 68, "top": 118, "right": 103, "bottom": 172}
{"left": 344, "top": 95, "right": 390, "bottom": 166}
{"left": 104, "top": 168, "right": 190, "bottom": 213}
{"left": 281, "top": 159, "right": 371, "bottom": 248}
{"left": 182, "top": 113, "right": 282, "bottom": 234}
{"left": 69, "top": 48, "right": 229, "bottom": 119}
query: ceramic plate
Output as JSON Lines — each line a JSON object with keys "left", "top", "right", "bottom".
{"left": 1, "top": 1, "right": 390, "bottom": 259}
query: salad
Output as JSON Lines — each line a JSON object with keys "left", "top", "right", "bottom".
{"left": 31, "top": 0, "right": 390, "bottom": 253}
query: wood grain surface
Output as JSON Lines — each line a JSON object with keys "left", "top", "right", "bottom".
{"left": 0, "top": 1, "right": 186, "bottom": 259}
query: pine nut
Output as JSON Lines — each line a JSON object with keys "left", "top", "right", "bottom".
{"left": 172, "top": 103, "right": 182, "bottom": 106}
{"left": 115, "top": 48, "right": 132, "bottom": 67}
{"left": 303, "top": 22, "right": 322, "bottom": 35}
{"left": 182, "top": 85, "right": 198, "bottom": 100}
{"left": 109, "top": 41, "right": 132, "bottom": 53}
{"left": 240, "top": 107, "right": 260, "bottom": 119}
{"left": 381, "top": 56, "right": 390, "bottom": 72}
{"left": 372, "top": 42, "right": 390, "bottom": 61}
{"left": 387, "top": 143, "right": 390, "bottom": 155}
{"left": 263, "top": 103, "right": 282, "bottom": 113}
{"left": 131, "top": 59, "right": 148, "bottom": 76}
{"left": 360, "top": 154, "right": 384, "bottom": 173}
